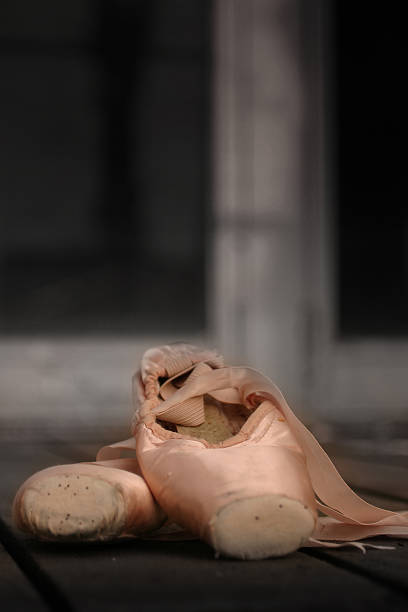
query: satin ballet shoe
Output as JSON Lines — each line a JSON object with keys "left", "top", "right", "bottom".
{"left": 100, "top": 343, "right": 408, "bottom": 559}
{"left": 100, "top": 344, "right": 316, "bottom": 559}
{"left": 12, "top": 458, "right": 165, "bottom": 542}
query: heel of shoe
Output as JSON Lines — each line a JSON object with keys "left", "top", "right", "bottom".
{"left": 208, "top": 494, "right": 315, "bottom": 560}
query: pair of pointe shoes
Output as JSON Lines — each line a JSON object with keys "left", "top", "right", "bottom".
{"left": 13, "top": 344, "right": 408, "bottom": 560}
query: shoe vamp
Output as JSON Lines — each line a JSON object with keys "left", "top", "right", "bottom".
{"left": 137, "top": 429, "right": 316, "bottom": 538}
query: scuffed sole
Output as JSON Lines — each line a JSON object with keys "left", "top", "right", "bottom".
{"left": 13, "top": 463, "right": 163, "bottom": 542}
{"left": 209, "top": 494, "right": 315, "bottom": 560}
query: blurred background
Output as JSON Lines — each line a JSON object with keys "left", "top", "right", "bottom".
{"left": 1, "top": 0, "right": 407, "bottom": 461}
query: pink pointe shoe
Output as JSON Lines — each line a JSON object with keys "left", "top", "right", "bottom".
{"left": 99, "top": 343, "right": 408, "bottom": 559}
{"left": 12, "top": 458, "right": 165, "bottom": 541}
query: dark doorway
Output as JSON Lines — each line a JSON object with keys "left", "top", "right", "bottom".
{"left": 0, "top": 0, "right": 211, "bottom": 334}
{"left": 332, "top": 1, "right": 408, "bottom": 337}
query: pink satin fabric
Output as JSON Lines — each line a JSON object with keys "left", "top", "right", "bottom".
{"left": 134, "top": 401, "right": 317, "bottom": 542}
{"left": 98, "top": 343, "right": 408, "bottom": 549}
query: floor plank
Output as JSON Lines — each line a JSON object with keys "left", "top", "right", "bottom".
{"left": 306, "top": 490, "right": 408, "bottom": 600}
{"left": 308, "top": 541, "right": 408, "bottom": 598}
{"left": 0, "top": 543, "right": 47, "bottom": 611}
{"left": 19, "top": 537, "right": 408, "bottom": 612}
{"left": 2, "top": 436, "right": 408, "bottom": 611}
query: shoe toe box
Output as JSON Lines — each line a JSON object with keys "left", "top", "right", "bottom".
{"left": 208, "top": 493, "right": 315, "bottom": 560}
{"left": 13, "top": 466, "right": 127, "bottom": 541}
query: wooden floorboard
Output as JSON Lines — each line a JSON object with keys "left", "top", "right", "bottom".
{"left": 0, "top": 543, "right": 47, "bottom": 611}
{"left": 2, "top": 435, "right": 408, "bottom": 611}
{"left": 14, "top": 537, "right": 408, "bottom": 612}
{"left": 307, "top": 542, "right": 408, "bottom": 599}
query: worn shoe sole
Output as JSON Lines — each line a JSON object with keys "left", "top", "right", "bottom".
{"left": 13, "top": 461, "right": 164, "bottom": 542}
{"left": 208, "top": 493, "right": 315, "bottom": 560}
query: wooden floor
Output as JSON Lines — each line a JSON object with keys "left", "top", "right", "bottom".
{"left": 1, "top": 431, "right": 408, "bottom": 612}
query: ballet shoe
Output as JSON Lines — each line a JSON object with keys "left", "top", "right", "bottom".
{"left": 122, "top": 344, "right": 317, "bottom": 559}
{"left": 101, "top": 343, "right": 408, "bottom": 558}
{"left": 12, "top": 458, "right": 165, "bottom": 542}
